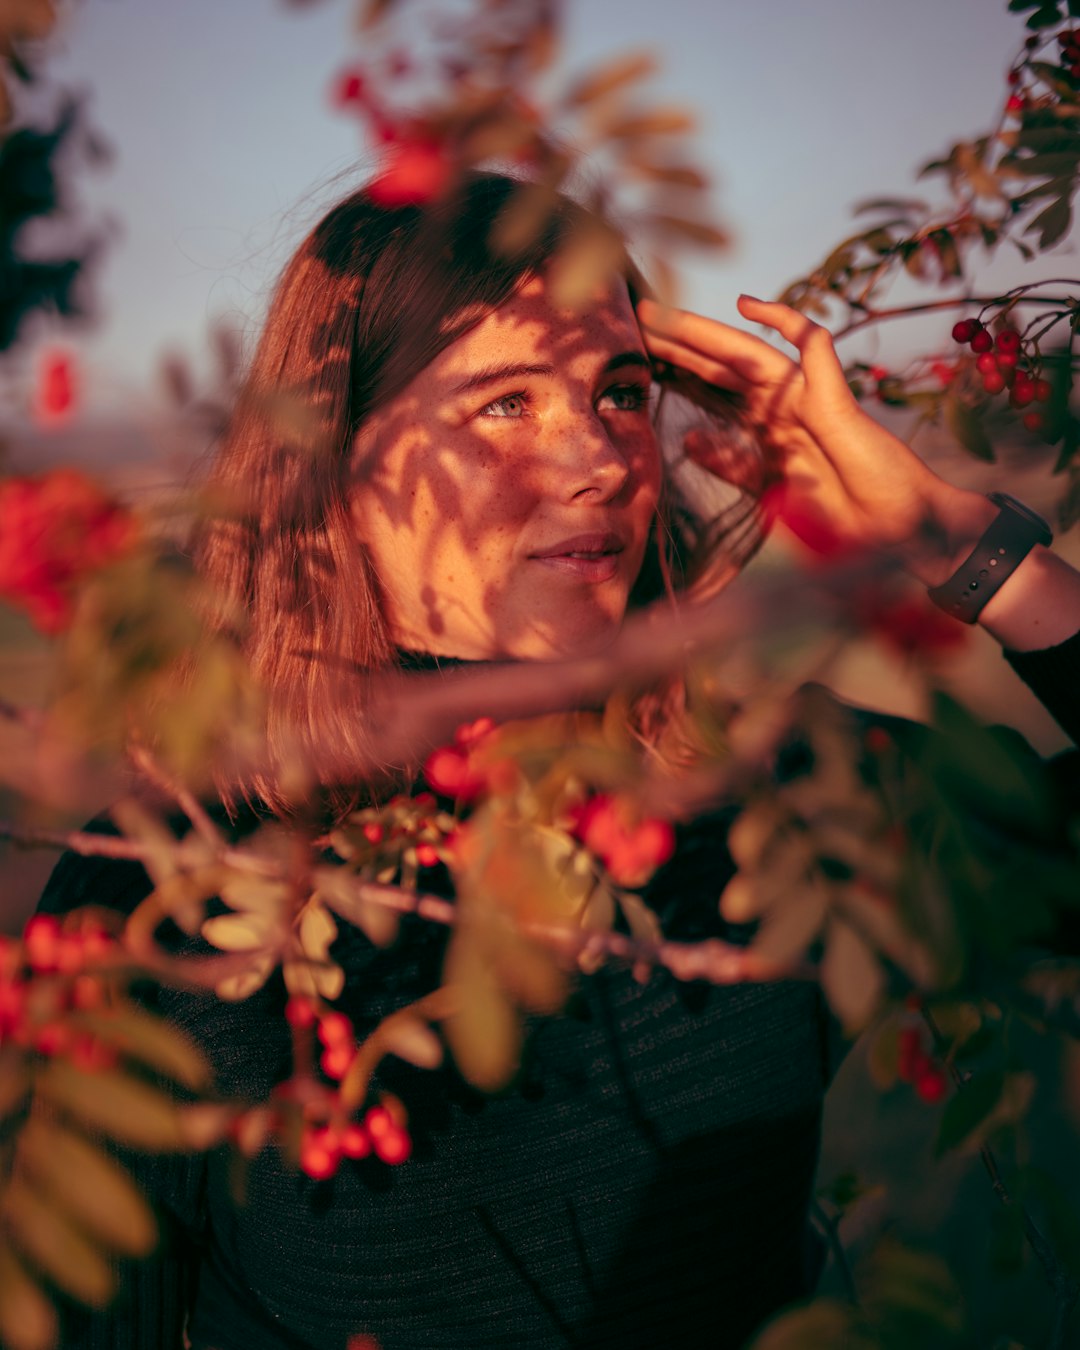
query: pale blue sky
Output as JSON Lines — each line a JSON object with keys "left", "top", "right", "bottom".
{"left": 25, "top": 0, "right": 1071, "bottom": 413}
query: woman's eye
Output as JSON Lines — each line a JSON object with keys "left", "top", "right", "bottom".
{"left": 599, "top": 383, "right": 649, "bottom": 412}
{"left": 480, "top": 393, "right": 529, "bottom": 418}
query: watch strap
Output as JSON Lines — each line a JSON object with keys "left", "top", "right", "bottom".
{"left": 927, "top": 493, "right": 1053, "bottom": 624}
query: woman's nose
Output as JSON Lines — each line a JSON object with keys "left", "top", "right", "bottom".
{"left": 549, "top": 412, "right": 632, "bottom": 503}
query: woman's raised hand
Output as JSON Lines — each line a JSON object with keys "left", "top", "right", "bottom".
{"left": 636, "top": 295, "right": 997, "bottom": 584}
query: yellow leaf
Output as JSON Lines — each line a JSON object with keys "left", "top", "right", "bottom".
{"left": 493, "top": 930, "right": 568, "bottom": 1013}
{"left": 548, "top": 224, "right": 627, "bottom": 310}
{"left": 564, "top": 52, "right": 656, "bottom": 108}
{"left": 380, "top": 1016, "right": 444, "bottom": 1070}
{"left": 314, "top": 869, "right": 400, "bottom": 947}
{"left": 819, "top": 917, "right": 885, "bottom": 1034}
{"left": 444, "top": 930, "right": 522, "bottom": 1092}
{"left": 215, "top": 952, "right": 276, "bottom": 1002}
{"left": 3, "top": 1175, "right": 117, "bottom": 1308}
{"left": 600, "top": 108, "right": 695, "bottom": 140}
{"left": 0, "top": 1244, "right": 58, "bottom": 1350}
{"left": 37, "top": 1062, "right": 201, "bottom": 1153}
{"left": 74, "top": 1006, "right": 211, "bottom": 1092}
{"left": 299, "top": 902, "right": 337, "bottom": 961}
{"left": 16, "top": 1118, "right": 157, "bottom": 1257}
{"left": 0, "top": 1050, "right": 30, "bottom": 1120}
{"left": 201, "top": 912, "right": 278, "bottom": 952}
{"left": 642, "top": 212, "right": 730, "bottom": 249}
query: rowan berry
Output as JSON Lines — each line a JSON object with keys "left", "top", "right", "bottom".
{"left": 982, "top": 371, "right": 1006, "bottom": 395}
{"left": 1007, "top": 69, "right": 1021, "bottom": 85}
{"left": 1006, "top": 94, "right": 1025, "bottom": 113}
{"left": 318, "top": 1012, "right": 353, "bottom": 1048}
{"left": 362, "top": 821, "right": 384, "bottom": 845}
{"left": 1034, "top": 378, "right": 1054, "bottom": 402}
{"left": 869, "top": 365, "right": 888, "bottom": 382}
{"left": 320, "top": 1043, "right": 356, "bottom": 1081}
{"left": 996, "top": 351, "right": 1018, "bottom": 373}
{"left": 300, "top": 1124, "right": 342, "bottom": 1180}
{"left": 371, "top": 1125, "right": 412, "bottom": 1165}
{"left": 285, "top": 995, "right": 318, "bottom": 1030}
{"left": 340, "top": 1123, "right": 372, "bottom": 1159}
{"left": 951, "top": 319, "right": 978, "bottom": 344}
{"left": 976, "top": 352, "right": 999, "bottom": 376}
{"left": 1023, "top": 410, "right": 1045, "bottom": 433}
{"left": 970, "top": 329, "right": 994, "bottom": 354}
{"left": 364, "top": 1104, "right": 394, "bottom": 1139}
{"left": 1011, "top": 378, "right": 1036, "bottom": 408}
{"left": 914, "top": 1065, "right": 947, "bottom": 1104}
{"left": 414, "top": 843, "right": 440, "bottom": 868}
{"left": 23, "top": 914, "right": 62, "bottom": 973}
{"left": 995, "top": 328, "right": 1021, "bottom": 354}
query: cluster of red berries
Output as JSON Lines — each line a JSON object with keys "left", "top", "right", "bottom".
{"left": 1057, "top": 28, "right": 1080, "bottom": 79}
{"left": 0, "top": 916, "right": 119, "bottom": 1071}
{"left": 341, "top": 792, "right": 456, "bottom": 872}
{"left": 300, "top": 1102, "right": 412, "bottom": 1180}
{"left": 951, "top": 319, "right": 1052, "bottom": 432}
{"left": 897, "top": 999, "right": 947, "bottom": 1104}
{"left": 282, "top": 997, "right": 414, "bottom": 1179}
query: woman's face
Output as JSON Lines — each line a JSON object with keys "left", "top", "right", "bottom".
{"left": 349, "top": 269, "right": 662, "bottom": 660}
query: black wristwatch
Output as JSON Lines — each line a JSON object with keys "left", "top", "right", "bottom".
{"left": 927, "top": 492, "right": 1053, "bottom": 624}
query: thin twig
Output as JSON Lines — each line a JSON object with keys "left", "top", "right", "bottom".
{"left": 809, "top": 1198, "right": 860, "bottom": 1307}
{"left": 127, "top": 744, "right": 226, "bottom": 854}
{"left": 833, "top": 293, "right": 1078, "bottom": 342}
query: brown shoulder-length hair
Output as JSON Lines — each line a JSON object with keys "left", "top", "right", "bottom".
{"left": 192, "top": 171, "right": 766, "bottom": 818}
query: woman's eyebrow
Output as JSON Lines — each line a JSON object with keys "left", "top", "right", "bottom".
{"left": 450, "top": 362, "right": 556, "bottom": 395}
{"left": 450, "top": 351, "right": 650, "bottom": 396}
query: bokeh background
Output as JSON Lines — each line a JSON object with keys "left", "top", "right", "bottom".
{"left": 3, "top": 6, "right": 1080, "bottom": 1340}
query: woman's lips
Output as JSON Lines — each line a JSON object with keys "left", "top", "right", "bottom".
{"left": 529, "top": 533, "right": 625, "bottom": 583}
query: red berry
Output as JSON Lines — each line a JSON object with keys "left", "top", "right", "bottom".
{"left": 1006, "top": 94, "right": 1025, "bottom": 112}
{"left": 976, "top": 352, "right": 999, "bottom": 375}
{"left": 951, "top": 319, "right": 978, "bottom": 344}
{"left": 869, "top": 365, "right": 889, "bottom": 382}
{"left": 1072, "top": 63, "right": 1080, "bottom": 78}
{"left": 364, "top": 1105, "right": 394, "bottom": 1139}
{"left": 970, "top": 330, "right": 994, "bottom": 354}
{"left": 415, "top": 843, "right": 439, "bottom": 868}
{"left": 1034, "top": 378, "right": 1053, "bottom": 402}
{"left": 286, "top": 995, "right": 318, "bottom": 1030}
{"left": 320, "top": 1044, "right": 356, "bottom": 1081}
{"left": 317, "top": 1012, "right": 353, "bottom": 1048}
{"left": 996, "top": 351, "right": 1018, "bottom": 372}
{"left": 995, "top": 328, "right": 1021, "bottom": 354}
{"left": 372, "top": 1125, "right": 412, "bottom": 1165}
{"left": 982, "top": 371, "right": 1006, "bottom": 395}
{"left": 1011, "top": 379, "right": 1036, "bottom": 408}
{"left": 362, "top": 821, "right": 384, "bottom": 845}
{"left": 914, "top": 1066, "right": 947, "bottom": 1104}
{"left": 1023, "top": 409, "right": 1045, "bottom": 432}
{"left": 23, "top": 915, "right": 62, "bottom": 973}
{"left": 340, "top": 1123, "right": 372, "bottom": 1159}
{"left": 300, "top": 1126, "right": 341, "bottom": 1180}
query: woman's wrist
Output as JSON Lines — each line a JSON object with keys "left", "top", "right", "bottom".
{"left": 896, "top": 486, "right": 1000, "bottom": 590}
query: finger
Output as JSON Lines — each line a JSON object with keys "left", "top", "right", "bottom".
{"left": 735, "top": 296, "right": 851, "bottom": 403}
{"left": 644, "top": 330, "right": 751, "bottom": 397}
{"left": 638, "top": 299, "right": 792, "bottom": 384}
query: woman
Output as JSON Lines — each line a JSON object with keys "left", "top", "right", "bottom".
{"left": 39, "top": 172, "right": 1080, "bottom": 1349}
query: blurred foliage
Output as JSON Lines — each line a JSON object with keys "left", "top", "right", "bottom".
{"left": 1, "top": 3, "right": 1080, "bottom": 1350}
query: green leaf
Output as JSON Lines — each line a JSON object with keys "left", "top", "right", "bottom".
{"left": 16, "top": 1117, "right": 157, "bottom": 1257}
{"left": 929, "top": 691, "right": 1049, "bottom": 826}
{"left": 944, "top": 394, "right": 995, "bottom": 462}
{"left": 935, "top": 1071, "right": 1004, "bottom": 1155}
{"left": 1028, "top": 5, "right": 1065, "bottom": 30}
{"left": 1024, "top": 194, "right": 1074, "bottom": 248}
{"left": 3, "top": 1175, "right": 117, "bottom": 1308}
{"left": 852, "top": 196, "right": 928, "bottom": 216}
{"left": 0, "top": 1244, "right": 58, "bottom": 1350}
{"left": 37, "top": 1061, "right": 202, "bottom": 1153}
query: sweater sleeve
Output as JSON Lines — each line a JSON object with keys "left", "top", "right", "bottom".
{"left": 1004, "top": 628, "right": 1080, "bottom": 748}
{"left": 34, "top": 832, "right": 208, "bottom": 1350}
